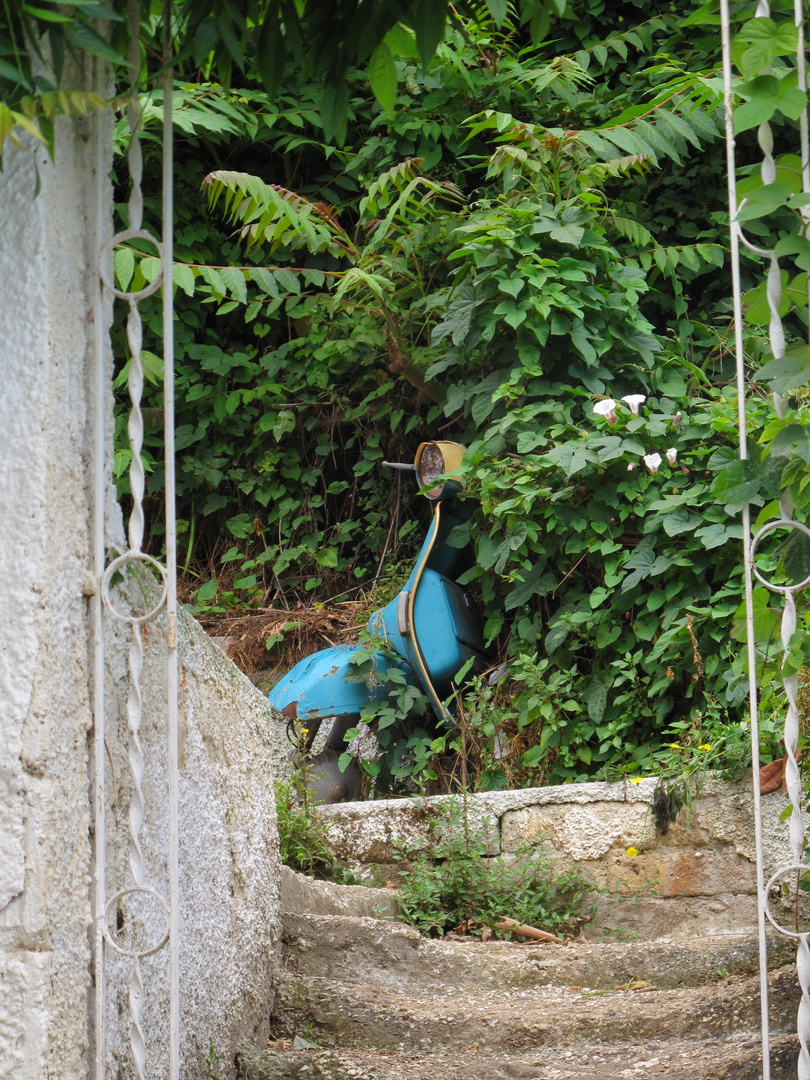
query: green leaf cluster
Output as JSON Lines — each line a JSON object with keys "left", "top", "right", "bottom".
{"left": 101, "top": 2, "right": 810, "bottom": 790}
{"left": 393, "top": 796, "right": 597, "bottom": 938}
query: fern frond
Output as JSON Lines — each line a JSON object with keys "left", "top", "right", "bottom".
{"left": 612, "top": 216, "right": 653, "bottom": 247}
{"left": 202, "top": 170, "right": 355, "bottom": 260}
{"left": 363, "top": 173, "right": 466, "bottom": 254}
{"left": 333, "top": 266, "right": 396, "bottom": 304}
{"left": 361, "top": 157, "right": 426, "bottom": 217}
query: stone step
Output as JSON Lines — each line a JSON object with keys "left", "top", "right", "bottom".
{"left": 272, "top": 961, "right": 799, "bottom": 1053}
{"left": 281, "top": 912, "right": 796, "bottom": 993}
{"left": 238, "top": 1031, "right": 800, "bottom": 1080}
{"left": 253, "top": 888, "right": 800, "bottom": 1079}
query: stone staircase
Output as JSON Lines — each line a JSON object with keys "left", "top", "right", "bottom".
{"left": 235, "top": 872, "right": 803, "bottom": 1080}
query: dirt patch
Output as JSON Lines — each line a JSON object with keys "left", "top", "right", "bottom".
{"left": 197, "top": 600, "right": 364, "bottom": 677}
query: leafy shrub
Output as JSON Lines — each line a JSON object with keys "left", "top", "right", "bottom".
{"left": 394, "top": 796, "right": 596, "bottom": 938}
{"left": 274, "top": 778, "right": 358, "bottom": 885}
{"left": 107, "top": 3, "right": 810, "bottom": 793}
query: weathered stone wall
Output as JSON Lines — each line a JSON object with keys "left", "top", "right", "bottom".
{"left": 319, "top": 776, "right": 795, "bottom": 941}
{"left": 1, "top": 101, "right": 105, "bottom": 1080}
{"left": 102, "top": 576, "right": 281, "bottom": 1079}
{"left": 0, "top": 70, "right": 281, "bottom": 1080}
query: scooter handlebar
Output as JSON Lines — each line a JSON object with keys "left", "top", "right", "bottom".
{"left": 382, "top": 461, "right": 416, "bottom": 470}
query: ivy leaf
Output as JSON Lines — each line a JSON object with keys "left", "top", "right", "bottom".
{"left": 549, "top": 222, "right": 585, "bottom": 246}
{"left": 734, "top": 75, "right": 779, "bottom": 134}
{"left": 369, "top": 41, "right": 397, "bottom": 116}
{"left": 316, "top": 547, "right": 338, "bottom": 568}
{"left": 621, "top": 540, "right": 656, "bottom": 592}
{"left": 742, "top": 270, "right": 790, "bottom": 325}
{"left": 735, "top": 183, "right": 792, "bottom": 223}
{"left": 756, "top": 345, "right": 810, "bottom": 394}
{"left": 712, "top": 459, "right": 762, "bottom": 504}
{"left": 583, "top": 672, "right": 611, "bottom": 724}
{"left": 777, "top": 88, "right": 808, "bottom": 121}
{"left": 634, "top": 614, "right": 658, "bottom": 641}
{"left": 712, "top": 457, "right": 783, "bottom": 506}
{"left": 505, "top": 564, "right": 555, "bottom": 610}
{"left": 545, "top": 619, "right": 570, "bottom": 653}
{"left": 695, "top": 522, "right": 732, "bottom": 550}
{"left": 273, "top": 409, "right": 296, "bottom": 442}
{"left": 662, "top": 509, "right": 697, "bottom": 537}
{"left": 731, "top": 588, "right": 779, "bottom": 643}
{"left": 196, "top": 579, "right": 218, "bottom": 603}
{"left": 732, "top": 18, "right": 799, "bottom": 79}
{"left": 589, "top": 586, "right": 610, "bottom": 609}
{"left": 410, "top": 0, "right": 449, "bottom": 71}
{"left": 785, "top": 530, "right": 810, "bottom": 585}
{"left": 769, "top": 423, "right": 810, "bottom": 462}
{"left": 432, "top": 285, "right": 476, "bottom": 346}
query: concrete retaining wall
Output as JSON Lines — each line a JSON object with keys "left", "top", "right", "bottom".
{"left": 319, "top": 775, "right": 794, "bottom": 941}
{"left": 0, "top": 68, "right": 281, "bottom": 1080}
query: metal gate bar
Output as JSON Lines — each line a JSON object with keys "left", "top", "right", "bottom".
{"left": 721, "top": 2, "right": 810, "bottom": 1076}
{"left": 92, "top": 0, "right": 179, "bottom": 1074}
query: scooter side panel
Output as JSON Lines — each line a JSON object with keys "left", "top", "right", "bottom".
{"left": 369, "top": 570, "right": 488, "bottom": 700}
{"left": 268, "top": 644, "right": 415, "bottom": 722}
{"left": 412, "top": 572, "right": 488, "bottom": 691}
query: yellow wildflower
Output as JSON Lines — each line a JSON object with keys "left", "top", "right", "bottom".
{"left": 698, "top": 743, "right": 711, "bottom": 751}
{"left": 629, "top": 777, "right": 644, "bottom": 784}
{"left": 669, "top": 742, "right": 679, "bottom": 749}
{"left": 626, "top": 847, "right": 638, "bottom": 858}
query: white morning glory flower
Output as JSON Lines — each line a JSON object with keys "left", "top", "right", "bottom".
{"left": 621, "top": 394, "right": 646, "bottom": 415}
{"left": 671, "top": 411, "right": 682, "bottom": 428}
{"left": 666, "top": 447, "right": 677, "bottom": 465}
{"left": 627, "top": 463, "right": 636, "bottom": 471}
{"left": 593, "top": 399, "right": 617, "bottom": 423}
{"left": 643, "top": 453, "right": 662, "bottom": 474}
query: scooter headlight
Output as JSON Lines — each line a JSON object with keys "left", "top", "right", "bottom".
{"left": 414, "top": 441, "right": 465, "bottom": 499}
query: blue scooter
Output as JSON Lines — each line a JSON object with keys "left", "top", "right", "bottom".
{"left": 268, "top": 441, "right": 490, "bottom": 802}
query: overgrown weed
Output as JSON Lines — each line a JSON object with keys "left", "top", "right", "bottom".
{"left": 392, "top": 795, "right": 597, "bottom": 939}
{"left": 274, "top": 777, "right": 359, "bottom": 885}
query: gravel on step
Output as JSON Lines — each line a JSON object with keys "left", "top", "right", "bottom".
{"left": 237, "top": 1032, "right": 799, "bottom": 1080}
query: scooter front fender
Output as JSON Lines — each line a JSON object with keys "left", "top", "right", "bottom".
{"left": 268, "top": 644, "right": 416, "bottom": 723}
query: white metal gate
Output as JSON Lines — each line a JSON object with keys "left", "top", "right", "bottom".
{"left": 83, "top": 1, "right": 810, "bottom": 1075}
{"left": 91, "top": 1, "right": 179, "bottom": 1076}
{"left": 722, "top": 1, "right": 810, "bottom": 1076}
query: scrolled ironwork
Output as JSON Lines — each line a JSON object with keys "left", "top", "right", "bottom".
{"left": 103, "top": 886, "right": 172, "bottom": 960}
{"left": 751, "top": 520, "right": 810, "bottom": 594}
{"left": 92, "top": 1, "right": 179, "bottom": 1077}
{"left": 97, "top": 228, "right": 164, "bottom": 302}
{"left": 101, "top": 552, "right": 168, "bottom": 624}
{"left": 722, "top": 1, "right": 810, "bottom": 1076}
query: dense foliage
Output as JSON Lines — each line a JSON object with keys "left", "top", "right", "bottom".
{"left": 6, "top": 1, "right": 810, "bottom": 790}
{"left": 0, "top": 0, "right": 572, "bottom": 155}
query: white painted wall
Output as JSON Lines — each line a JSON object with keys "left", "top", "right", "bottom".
{"left": 0, "top": 62, "right": 281, "bottom": 1080}
{"left": 0, "top": 106, "right": 102, "bottom": 1080}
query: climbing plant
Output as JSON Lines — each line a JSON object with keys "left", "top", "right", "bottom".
{"left": 10, "top": 0, "right": 805, "bottom": 788}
